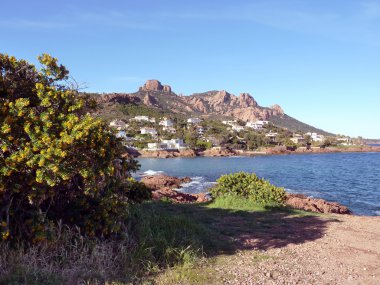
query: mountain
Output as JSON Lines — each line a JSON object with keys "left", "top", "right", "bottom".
{"left": 93, "top": 79, "right": 333, "bottom": 136}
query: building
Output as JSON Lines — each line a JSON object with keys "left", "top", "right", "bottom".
{"left": 265, "top": 132, "right": 278, "bottom": 143}
{"left": 147, "top": 139, "right": 186, "bottom": 150}
{"left": 290, "top": 134, "right": 305, "bottom": 144}
{"left": 305, "top": 132, "right": 325, "bottom": 142}
{"left": 187, "top": 117, "right": 201, "bottom": 124}
{"left": 132, "top": 115, "right": 156, "bottom": 123}
{"left": 231, "top": 125, "right": 245, "bottom": 132}
{"left": 133, "top": 115, "right": 150, "bottom": 122}
{"left": 159, "top": 119, "right": 174, "bottom": 127}
{"left": 140, "top": 127, "right": 157, "bottom": 136}
{"left": 337, "top": 137, "right": 352, "bottom": 145}
{"left": 116, "top": 131, "right": 134, "bottom": 144}
{"left": 222, "top": 120, "right": 237, "bottom": 126}
{"left": 163, "top": 126, "right": 177, "bottom": 134}
{"left": 246, "top": 120, "right": 269, "bottom": 130}
{"left": 109, "top": 119, "right": 128, "bottom": 130}
{"left": 196, "top": 126, "right": 205, "bottom": 135}
{"left": 147, "top": 142, "right": 168, "bottom": 150}
{"left": 162, "top": 139, "right": 185, "bottom": 149}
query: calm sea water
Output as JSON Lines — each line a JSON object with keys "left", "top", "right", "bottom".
{"left": 136, "top": 153, "right": 380, "bottom": 216}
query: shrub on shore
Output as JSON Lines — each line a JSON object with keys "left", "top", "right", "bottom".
{"left": 210, "top": 172, "right": 286, "bottom": 205}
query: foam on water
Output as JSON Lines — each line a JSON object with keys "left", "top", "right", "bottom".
{"left": 142, "top": 170, "right": 165, "bottom": 176}
{"left": 176, "top": 176, "right": 216, "bottom": 194}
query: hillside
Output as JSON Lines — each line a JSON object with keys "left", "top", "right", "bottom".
{"left": 92, "top": 79, "right": 333, "bottom": 136}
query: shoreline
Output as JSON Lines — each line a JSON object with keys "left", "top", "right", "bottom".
{"left": 127, "top": 145, "right": 380, "bottom": 158}
{"left": 140, "top": 174, "right": 353, "bottom": 216}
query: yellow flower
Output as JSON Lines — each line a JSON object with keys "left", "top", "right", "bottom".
{"left": 1, "top": 124, "right": 11, "bottom": 134}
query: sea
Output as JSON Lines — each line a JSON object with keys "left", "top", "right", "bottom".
{"left": 136, "top": 152, "right": 380, "bottom": 216}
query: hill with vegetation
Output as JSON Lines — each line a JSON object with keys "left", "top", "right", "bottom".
{"left": 91, "top": 79, "right": 333, "bottom": 136}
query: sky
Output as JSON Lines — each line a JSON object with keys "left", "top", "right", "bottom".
{"left": 2, "top": 0, "right": 380, "bottom": 138}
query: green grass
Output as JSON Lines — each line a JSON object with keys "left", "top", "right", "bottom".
{"left": 207, "top": 195, "right": 271, "bottom": 212}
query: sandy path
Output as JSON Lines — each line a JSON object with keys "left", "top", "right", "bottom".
{"left": 213, "top": 215, "right": 380, "bottom": 284}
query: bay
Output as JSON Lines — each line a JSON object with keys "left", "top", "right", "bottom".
{"left": 137, "top": 152, "right": 380, "bottom": 216}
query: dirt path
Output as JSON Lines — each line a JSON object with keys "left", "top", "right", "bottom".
{"left": 211, "top": 214, "right": 380, "bottom": 284}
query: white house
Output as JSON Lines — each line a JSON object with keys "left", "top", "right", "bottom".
{"left": 147, "top": 139, "right": 185, "bottom": 150}
{"left": 305, "top": 132, "right": 325, "bottom": 142}
{"left": 187, "top": 117, "right": 201, "bottom": 124}
{"left": 222, "top": 120, "right": 237, "bottom": 126}
{"left": 159, "top": 119, "right": 174, "bottom": 127}
{"left": 133, "top": 115, "right": 150, "bottom": 122}
{"left": 231, "top": 125, "right": 245, "bottom": 132}
{"left": 266, "top": 132, "right": 278, "bottom": 143}
{"left": 140, "top": 127, "right": 157, "bottom": 136}
{"left": 162, "top": 139, "right": 185, "bottom": 149}
{"left": 109, "top": 119, "right": 128, "bottom": 129}
{"left": 147, "top": 142, "right": 168, "bottom": 150}
{"left": 116, "top": 131, "right": 134, "bottom": 144}
{"left": 337, "top": 137, "right": 351, "bottom": 145}
{"left": 246, "top": 120, "right": 269, "bottom": 130}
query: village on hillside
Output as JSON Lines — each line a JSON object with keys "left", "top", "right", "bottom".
{"left": 108, "top": 115, "right": 357, "bottom": 152}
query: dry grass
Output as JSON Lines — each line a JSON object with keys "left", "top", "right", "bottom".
{"left": 0, "top": 198, "right": 318, "bottom": 285}
{"left": 0, "top": 224, "right": 136, "bottom": 284}
{"left": 0, "top": 203, "right": 210, "bottom": 285}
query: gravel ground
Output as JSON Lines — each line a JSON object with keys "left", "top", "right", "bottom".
{"left": 212, "top": 214, "right": 380, "bottom": 285}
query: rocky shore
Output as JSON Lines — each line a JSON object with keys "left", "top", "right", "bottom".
{"left": 285, "top": 193, "right": 351, "bottom": 214}
{"left": 140, "top": 174, "right": 210, "bottom": 203}
{"left": 128, "top": 145, "right": 380, "bottom": 158}
{"left": 140, "top": 174, "right": 351, "bottom": 214}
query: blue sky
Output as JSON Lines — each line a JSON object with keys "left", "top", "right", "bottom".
{"left": 2, "top": 0, "right": 380, "bottom": 138}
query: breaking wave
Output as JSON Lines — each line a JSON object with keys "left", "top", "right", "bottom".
{"left": 176, "top": 176, "right": 216, "bottom": 194}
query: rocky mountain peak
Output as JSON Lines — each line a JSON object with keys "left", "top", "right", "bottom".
{"left": 215, "top": 90, "right": 231, "bottom": 103}
{"left": 270, "top": 104, "right": 284, "bottom": 116}
{"left": 239, "top": 93, "right": 257, "bottom": 107}
{"left": 139, "top": 79, "right": 171, "bottom": 92}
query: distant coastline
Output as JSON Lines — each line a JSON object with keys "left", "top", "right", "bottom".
{"left": 127, "top": 145, "right": 380, "bottom": 158}
{"left": 367, "top": 143, "right": 380, "bottom": 147}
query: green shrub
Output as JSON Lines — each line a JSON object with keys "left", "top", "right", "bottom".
{"left": 210, "top": 172, "right": 286, "bottom": 205}
{"left": 124, "top": 178, "right": 152, "bottom": 203}
{"left": 196, "top": 140, "right": 212, "bottom": 150}
{"left": 0, "top": 54, "right": 147, "bottom": 242}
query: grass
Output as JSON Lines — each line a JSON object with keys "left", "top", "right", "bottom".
{"left": 207, "top": 194, "right": 273, "bottom": 212}
{"left": 0, "top": 196, "right": 326, "bottom": 285}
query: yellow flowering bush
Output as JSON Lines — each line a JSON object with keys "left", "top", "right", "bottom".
{"left": 0, "top": 54, "right": 148, "bottom": 242}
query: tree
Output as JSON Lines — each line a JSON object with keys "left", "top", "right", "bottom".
{"left": 245, "top": 131, "right": 266, "bottom": 150}
{"left": 184, "top": 129, "right": 198, "bottom": 148}
{"left": 0, "top": 54, "right": 148, "bottom": 242}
